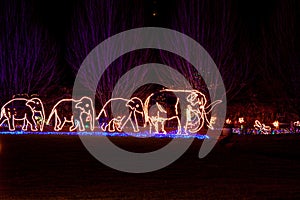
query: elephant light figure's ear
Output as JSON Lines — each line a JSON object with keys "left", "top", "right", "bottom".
{"left": 25, "top": 100, "right": 35, "bottom": 110}
{"left": 125, "top": 100, "right": 135, "bottom": 110}
{"left": 75, "top": 102, "right": 84, "bottom": 111}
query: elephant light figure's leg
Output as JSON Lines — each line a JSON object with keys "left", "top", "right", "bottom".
{"left": 101, "top": 123, "right": 107, "bottom": 131}
{"left": 188, "top": 112, "right": 202, "bottom": 133}
{"left": 176, "top": 116, "right": 182, "bottom": 135}
{"left": 22, "top": 119, "right": 28, "bottom": 131}
{"left": 203, "top": 111, "right": 213, "bottom": 129}
{"left": 70, "top": 116, "right": 79, "bottom": 131}
{"left": 132, "top": 113, "right": 140, "bottom": 132}
{"left": 115, "top": 122, "right": 122, "bottom": 132}
{"left": 146, "top": 118, "right": 153, "bottom": 134}
{"left": 166, "top": 116, "right": 182, "bottom": 135}
{"left": 149, "top": 118, "right": 159, "bottom": 133}
{"left": 69, "top": 116, "right": 76, "bottom": 131}
{"left": 152, "top": 122, "right": 158, "bottom": 133}
{"left": 113, "top": 117, "right": 124, "bottom": 132}
{"left": 184, "top": 108, "right": 194, "bottom": 134}
{"left": 78, "top": 117, "right": 85, "bottom": 132}
{"left": 122, "top": 114, "right": 139, "bottom": 133}
{"left": 161, "top": 119, "right": 167, "bottom": 134}
{"left": 53, "top": 113, "right": 62, "bottom": 131}
{"left": 184, "top": 108, "right": 205, "bottom": 134}
{"left": 57, "top": 117, "right": 67, "bottom": 131}
{"left": 27, "top": 115, "right": 38, "bottom": 131}
{"left": 129, "top": 119, "right": 139, "bottom": 132}
{"left": 107, "top": 119, "right": 115, "bottom": 132}
{"left": 148, "top": 121, "right": 153, "bottom": 134}
{"left": 8, "top": 116, "right": 16, "bottom": 131}
{"left": 88, "top": 115, "right": 94, "bottom": 131}
{"left": 0, "top": 115, "right": 8, "bottom": 127}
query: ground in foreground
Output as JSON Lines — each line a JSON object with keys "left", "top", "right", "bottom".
{"left": 1, "top": 134, "right": 300, "bottom": 199}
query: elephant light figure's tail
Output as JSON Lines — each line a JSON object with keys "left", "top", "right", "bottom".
{"left": 143, "top": 93, "right": 153, "bottom": 127}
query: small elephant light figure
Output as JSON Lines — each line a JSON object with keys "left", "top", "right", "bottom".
{"left": 96, "top": 97, "right": 144, "bottom": 132}
{"left": 105, "top": 116, "right": 125, "bottom": 132}
{"left": 0, "top": 98, "right": 45, "bottom": 131}
{"left": 46, "top": 96, "right": 95, "bottom": 131}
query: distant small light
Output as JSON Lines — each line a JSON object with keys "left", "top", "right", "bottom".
{"left": 226, "top": 118, "right": 231, "bottom": 124}
{"left": 152, "top": 11, "right": 157, "bottom": 17}
{"left": 273, "top": 120, "right": 279, "bottom": 128}
{"left": 238, "top": 117, "right": 244, "bottom": 124}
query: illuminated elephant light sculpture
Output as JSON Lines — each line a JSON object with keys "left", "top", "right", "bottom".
{"left": 46, "top": 97, "right": 95, "bottom": 131}
{"left": 144, "top": 94, "right": 181, "bottom": 134}
{"left": 0, "top": 98, "right": 45, "bottom": 131}
{"left": 184, "top": 90, "right": 222, "bottom": 133}
{"left": 143, "top": 89, "right": 222, "bottom": 134}
{"left": 96, "top": 97, "right": 144, "bottom": 132}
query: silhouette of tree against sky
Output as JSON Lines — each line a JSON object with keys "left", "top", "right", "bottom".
{"left": 0, "top": 0, "right": 59, "bottom": 103}
{"left": 157, "top": 0, "right": 253, "bottom": 103}
{"left": 65, "top": 0, "right": 153, "bottom": 107}
{"left": 0, "top": 0, "right": 299, "bottom": 110}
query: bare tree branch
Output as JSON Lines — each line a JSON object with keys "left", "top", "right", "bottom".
{"left": 0, "top": 0, "right": 59, "bottom": 103}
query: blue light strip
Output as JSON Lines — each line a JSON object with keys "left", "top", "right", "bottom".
{"left": 0, "top": 130, "right": 209, "bottom": 139}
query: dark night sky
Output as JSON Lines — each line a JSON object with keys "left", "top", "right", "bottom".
{"left": 32, "top": 0, "right": 297, "bottom": 44}
{"left": 34, "top": 1, "right": 299, "bottom": 39}
{"left": 2, "top": 0, "right": 299, "bottom": 103}
{"left": 28, "top": 0, "right": 299, "bottom": 58}
{"left": 31, "top": 0, "right": 300, "bottom": 73}
{"left": 33, "top": 0, "right": 300, "bottom": 83}
{"left": 34, "top": 0, "right": 75, "bottom": 49}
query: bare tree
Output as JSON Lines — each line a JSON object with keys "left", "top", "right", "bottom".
{"left": 259, "top": 1, "right": 296, "bottom": 99}
{"left": 0, "top": 0, "right": 59, "bottom": 103}
{"left": 66, "top": 0, "right": 150, "bottom": 108}
{"left": 160, "top": 0, "right": 253, "bottom": 102}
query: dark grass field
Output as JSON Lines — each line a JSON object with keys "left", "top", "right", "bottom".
{"left": 1, "top": 134, "right": 300, "bottom": 199}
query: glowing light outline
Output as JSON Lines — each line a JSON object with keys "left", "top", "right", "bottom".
{"left": 163, "top": 89, "right": 222, "bottom": 133}
{"left": 0, "top": 131, "right": 209, "bottom": 139}
{"left": 0, "top": 89, "right": 222, "bottom": 135}
{"left": 225, "top": 118, "right": 232, "bottom": 124}
{"left": 94, "top": 89, "right": 222, "bottom": 134}
{"left": 0, "top": 98, "right": 45, "bottom": 131}
{"left": 96, "top": 97, "right": 144, "bottom": 132}
{"left": 272, "top": 120, "right": 279, "bottom": 129}
{"left": 294, "top": 121, "right": 300, "bottom": 127}
{"left": 254, "top": 120, "right": 271, "bottom": 135}
{"left": 238, "top": 117, "right": 244, "bottom": 124}
{"left": 46, "top": 96, "right": 95, "bottom": 132}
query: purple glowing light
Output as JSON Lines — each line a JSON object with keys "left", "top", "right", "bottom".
{"left": 0, "top": 130, "right": 209, "bottom": 139}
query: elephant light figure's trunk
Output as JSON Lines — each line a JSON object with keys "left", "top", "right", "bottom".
{"left": 40, "top": 105, "right": 46, "bottom": 131}
{"left": 89, "top": 109, "right": 95, "bottom": 131}
{"left": 205, "top": 100, "right": 222, "bottom": 113}
{"left": 143, "top": 94, "right": 153, "bottom": 128}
